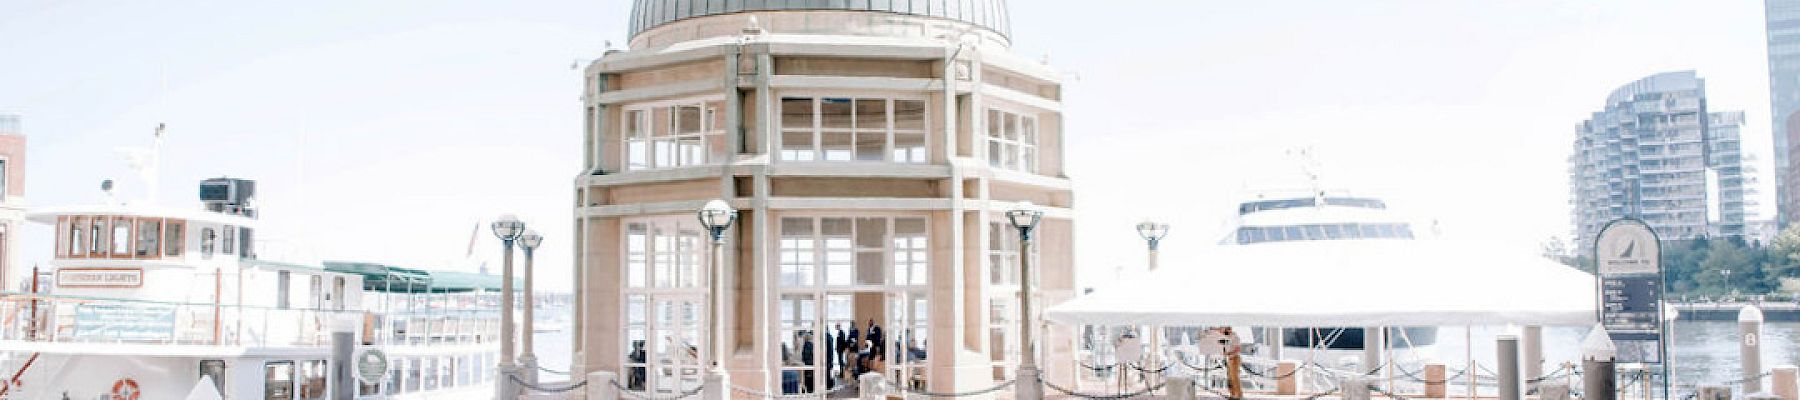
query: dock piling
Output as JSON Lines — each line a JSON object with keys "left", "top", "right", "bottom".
{"left": 1583, "top": 324, "right": 1618, "bottom": 400}
{"left": 1772, "top": 365, "right": 1797, "bottom": 400}
{"left": 1497, "top": 335, "right": 1522, "bottom": 400}
{"left": 1743, "top": 305, "right": 1767, "bottom": 394}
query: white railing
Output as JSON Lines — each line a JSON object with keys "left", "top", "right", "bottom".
{"left": 0, "top": 291, "right": 502, "bottom": 349}
{"left": 0, "top": 291, "right": 355, "bottom": 347}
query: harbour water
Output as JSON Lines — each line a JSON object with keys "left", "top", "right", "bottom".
{"left": 1419, "top": 321, "right": 1799, "bottom": 393}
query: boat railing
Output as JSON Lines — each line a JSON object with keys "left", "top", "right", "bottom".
{"left": 0, "top": 291, "right": 359, "bottom": 348}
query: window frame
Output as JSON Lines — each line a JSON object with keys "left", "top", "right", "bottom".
{"left": 984, "top": 107, "right": 1040, "bottom": 173}
{"left": 621, "top": 96, "right": 729, "bottom": 171}
{"left": 776, "top": 94, "right": 930, "bottom": 164}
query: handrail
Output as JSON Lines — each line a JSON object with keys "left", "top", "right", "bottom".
{"left": 0, "top": 352, "right": 39, "bottom": 397}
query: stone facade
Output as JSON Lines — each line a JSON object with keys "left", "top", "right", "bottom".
{"left": 570, "top": 3, "right": 1078, "bottom": 397}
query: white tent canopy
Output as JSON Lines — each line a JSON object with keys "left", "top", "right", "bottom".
{"left": 1046, "top": 240, "right": 1599, "bottom": 327}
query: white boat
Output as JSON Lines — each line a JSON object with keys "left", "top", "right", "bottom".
{"left": 1221, "top": 187, "right": 1439, "bottom": 369}
{"left": 0, "top": 175, "right": 507, "bottom": 399}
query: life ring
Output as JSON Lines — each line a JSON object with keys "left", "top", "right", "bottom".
{"left": 110, "top": 378, "right": 140, "bottom": 400}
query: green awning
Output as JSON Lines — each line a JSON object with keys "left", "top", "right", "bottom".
{"left": 321, "top": 261, "right": 508, "bottom": 293}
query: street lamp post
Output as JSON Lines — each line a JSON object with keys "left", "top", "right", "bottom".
{"left": 698, "top": 200, "right": 738, "bottom": 400}
{"left": 518, "top": 229, "right": 544, "bottom": 385}
{"left": 1722, "top": 269, "right": 1735, "bottom": 299}
{"left": 490, "top": 214, "right": 526, "bottom": 400}
{"left": 1134, "top": 221, "right": 1170, "bottom": 376}
{"left": 1135, "top": 221, "right": 1169, "bottom": 272}
{"left": 1008, "top": 202, "right": 1045, "bottom": 400}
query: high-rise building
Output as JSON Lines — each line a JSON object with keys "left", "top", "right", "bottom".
{"left": 1767, "top": 0, "right": 1800, "bottom": 227}
{"left": 572, "top": 1, "right": 1079, "bottom": 396}
{"left": 1570, "top": 71, "right": 1750, "bottom": 252}
{"left": 0, "top": 115, "right": 24, "bottom": 288}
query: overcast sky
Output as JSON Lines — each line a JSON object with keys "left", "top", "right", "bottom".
{"left": 0, "top": 1, "right": 1776, "bottom": 291}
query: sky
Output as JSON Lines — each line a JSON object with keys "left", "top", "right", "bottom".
{"left": 0, "top": 0, "right": 1779, "bottom": 292}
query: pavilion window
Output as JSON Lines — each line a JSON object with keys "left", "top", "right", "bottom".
{"left": 985, "top": 108, "right": 1039, "bottom": 173}
{"left": 779, "top": 96, "right": 928, "bottom": 163}
{"left": 623, "top": 98, "right": 728, "bottom": 171}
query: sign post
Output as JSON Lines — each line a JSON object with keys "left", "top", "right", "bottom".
{"left": 1593, "top": 219, "right": 1669, "bottom": 399}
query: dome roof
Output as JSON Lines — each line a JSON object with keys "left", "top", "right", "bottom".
{"left": 628, "top": 0, "right": 1011, "bottom": 40}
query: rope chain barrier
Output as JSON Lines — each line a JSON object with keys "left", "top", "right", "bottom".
{"left": 727, "top": 381, "right": 854, "bottom": 399}
{"left": 507, "top": 370, "right": 590, "bottom": 393}
{"left": 613, "top": 379, "right": 706, "bottom": 400}
{"left": 1043, "top": 378, "right": 1165, "bottom": 400}
{"left": 538, "top": 365, "right": 572, "bottom": 375}
{"left": 888, "top": 377, "right": 1017, "bottom": 398}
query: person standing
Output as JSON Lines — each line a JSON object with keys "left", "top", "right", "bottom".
{"left": 800, "top": 331, "right": 816, "bottom": 393}
{"left": 824, "top": 326, "right": 837, "bottom": 387}
{"left": 866, "top": 319, "right": 884, "bottom": 359}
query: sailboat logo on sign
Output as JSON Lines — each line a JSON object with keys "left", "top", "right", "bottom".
{"left": 1597, "top": 221, "right": 1658, "bottom": 276}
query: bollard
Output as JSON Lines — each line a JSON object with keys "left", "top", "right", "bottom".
{"left": 1168, "top": 376, "right": 1196, "bottom": 400}
{"left": 1340, "top": 376, "right": 1372, "bottom": 400}
{"left": 588, "top": 371, "right": 619, "bottom": 400}
{"left": 702, "top": 372, "right": 728, "bottom": 400}
{"left": 331, "top": 331, "right": 353, "bottom": 400}
{"left": 1773, "top": 365, "right": 1798, "bottom": 400}
{"left": 856, "top": 371, "right": 885, "bottom": 400}
{"left": 1583, "top": 324, "right": 1618, "bottom": 400}
{"left": 1698, "top": 385, "right": 1731, "bottom": 400}
{"left": 1523, "top": 326, "right": 1545, "bottom": 381}
{"left": 1277, "top": 360, "right": 1300, "bottom": 395}
{"left": 1424, "top": 363, "right": 1446, "bottom": 398}
{"left": 1497, "top": 335, "right": 1522, "bottom": 400}
{"left": 1744, "top": 305, "right": 1767, "bottom": 394}
{"left": 1538, "top": 384, "right": 1571, "bottom": 400}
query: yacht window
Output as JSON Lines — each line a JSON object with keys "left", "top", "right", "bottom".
{"left": 1358, "top": 224, "right": 1382, "bottom": 238}
{"left": 1304, "top": 225, "right": 1327, "bottom": 241}
{"left": 165, "top": 221, "right": 184, "bottom": 256}
{"left": 1236, "top": 229, "right": 1251, "bottom": 244}
{"left": 1375, "top": 224, "right": 1396, "bottom": 238}
{"left": 135, "top": 219, "right": 160, "bottom": 257}
{"left": 199, "top": 360, "right": 226, "bottom": 396}
{"left": 1395, "top": 225, "right": 1416, "bottom": 239}
{"left": 222, "top": 226, "right": 236, "bottom": 255}
{"left": 111, "top": 218, "right": 130, "bottom": 255}
{"left": 1282, "top": 226, "right": 1303, "bottom": 241}
{"left": 1322, "top": 224, "right": 1345, "bottom": 239}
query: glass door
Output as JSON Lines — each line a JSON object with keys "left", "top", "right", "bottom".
{"left": 778, "top": 294, "right": 820, "bottom": 395}
{"left": 650, "top": 296, "right": 704, "bottom": 395}
{"left": 887, "top": 292, "right": 929, "bottom": 391}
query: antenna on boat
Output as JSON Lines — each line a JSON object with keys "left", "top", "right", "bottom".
{"left": 1285, "top": 147, "right": 1325, "bottom": 206}
{"left": 117, "top": 123, "right": 165, "bottom": 204}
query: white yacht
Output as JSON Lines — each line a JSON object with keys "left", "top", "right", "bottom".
{"left": 1222, "top": 188, "right": 1438, "bottom": 365}
{"left": 0, "top": 176, "right": 507, "bottom": 399}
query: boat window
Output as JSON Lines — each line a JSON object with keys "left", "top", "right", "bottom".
{"left": 1396, "top": 225, "right": 1416, "bottom": 239}
{"left": 200, "top": 228, "right": 216, "bottom": 257}
{"left": 332, "top": 277, "right": 346, "bottom": 311}
{"left": 65, "top": 217, "right": 84, "bottom": 257}
{"left": 89, "top": 218, "right": 105, "bottom": 255}
{"left": 309, "top": 275, "right": 323, "bottom": 309}
{"left": 111, "top": 217, "right": 131, "bottom": 256}
{"left": 199, "top": 360, "right": 226, "bottom": 396}
{"left": 265, "top": 361, "right": 295, "bottom": 400}
{"left": 165, "top": 221, "right": 184, "bottom": 257}
{"left": 277, "top": 271, "right": 292, "bottom": 309}
{"left": 298, "top": 360, "right": 328, "bottom": 400}
{"left": 135, "top": 219, "right": 161, "bottom": 257}
{"left": 222, "top": 226, "right": 236, "bottom": 255}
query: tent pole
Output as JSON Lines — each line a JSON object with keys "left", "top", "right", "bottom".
{"left": 1467, "top": 325, "right": 1475, "bottom": 399}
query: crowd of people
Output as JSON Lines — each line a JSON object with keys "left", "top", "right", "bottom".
{"left": 780, "top": 319, "right": 928, "bottom": 393}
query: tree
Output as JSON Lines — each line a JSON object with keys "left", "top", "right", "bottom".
{"left": 1697, "top": 239, "right": 1753, "bottom": 295}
